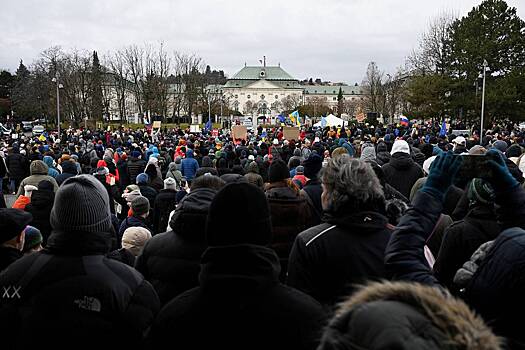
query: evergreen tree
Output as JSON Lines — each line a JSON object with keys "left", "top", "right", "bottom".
{"left": 91, "top": 51, "right": 104, "bottom": 121}
{"left": 337, "top": 87, "right": 344, "bottom": 116}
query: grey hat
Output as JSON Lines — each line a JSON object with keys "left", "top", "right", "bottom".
{"left": 131, "top": 196, "right": 150, "bottom": 216}
{"left": 50, "top": 175, "right": 111, "bottom": 234}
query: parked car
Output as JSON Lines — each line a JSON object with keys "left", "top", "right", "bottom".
{"left": 32, "top": 125, "right": 45, "bottom": 135}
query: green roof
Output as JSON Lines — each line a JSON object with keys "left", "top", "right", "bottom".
{"left": 230, "top": 66, "right": 297, "bottom": 81}
{"left": 302, "top": 85, "right": 365, "bottom": 95}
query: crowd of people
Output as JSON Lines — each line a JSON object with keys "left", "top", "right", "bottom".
{"left": 0, "top": 118, "right": 525, "bottom": 349}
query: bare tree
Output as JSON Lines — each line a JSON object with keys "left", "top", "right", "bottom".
{"left": 173, "top": 52, "right": 205, "bottom": 120}
{"left": 281, "top": 94, "right": 302, "bottom": 111}
{"left": 362, "top": 61, "right": 386, "bottom": 114}
{"left": 408, "top": 11, "right": 457, "bottom": 75}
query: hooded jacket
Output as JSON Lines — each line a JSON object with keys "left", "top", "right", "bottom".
{"left": 16, "top": 161, "right": 58, "bottom": 197}
{"left": 152, "top": 188, "right": 178, "bottom": 235}
{"left": 43, "top": 156, "right": 59, "bottom": 178}
{"left": 135, "top": 187, "right": 216, "bottom": 305}
{"left": 55, "top": 161, "right": 78, "bottom": 186}
{"left": 181, "top": 149, "right": 199, "bottom": 180}
{"left": 147, "top": 244, "right": 326, "bottom": 350}
{"left": 6, "top": 151, "right": 27, "bottom": 180}
{"left": 382, "top": 152, "right": 424, "bottom": 199}
{"left": 0, "top": 229, "right": 160, "bottom": 348}
{"left": 166, "top": 162, "right": 183, "bottom": 187}
{"left": 244, "top": 161, "right": 264, "bottom": 189}
{"left": 24, "top": 189, "right": 55, "bottom": 244}
{"left": 127, "top": 156, "right": 147, "bottom": 184}
{"left": 287, "top": 211, "right": 392, "bottom": 307}
{"left": 318, "top": 281, "right": 500, "bottom": 350}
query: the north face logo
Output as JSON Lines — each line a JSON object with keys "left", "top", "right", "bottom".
{"left": 74, "top": 296, "right": 101, "bottom": 312}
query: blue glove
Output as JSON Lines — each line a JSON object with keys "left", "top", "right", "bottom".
{"left": 483, "top": 149, "right": 519, "bottom": 193}
{"left": 422, "top": 151, "right": 463, "bottom": 201}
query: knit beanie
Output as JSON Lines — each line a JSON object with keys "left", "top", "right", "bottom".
{"left": 207, "top": 183, "right": 272, "bottom": 246}
{"left": 164, "top": 177, "right": 177, "bottom": 190}
{"left": 23, "top": 225, "right": 43, "bottom": 252}
{"left": 0, "top": 208, "right": 32, "bottom": 243}
{"left": 296, "top": 165, "right": 304, "bottom": 175}
{"left": 268, "top": 159, "right": 290, "bottom": 182}
{"left": 136, "top": 173, "right": 149, "bottom": 185}
{"left": 50, "top": 175, "right": 111, "bottom": 234}
{"left": 303, "top": 153, "right": 323, "bottom": 179}
{"left": 391, "top": 140, "right": 410, "bottom": 155}
{"left": 131, "top": 196, "right": 150, "bottom": 216}
{"left": 38, "top": 179, "right": 54, "bottom": 192}
{"left": 469, "top": 145, "right": 487, "bottom": 155}
{"left": 506, "top": 144, "right": 523, "bottom": 159}
{"left": 122, "top": 227, "right": 152, "bottom": 256}
{"left": 492, "top": 140, "right": 508, "bottom": 153}
{"left": 468, "top": 178, "right": 495, "bottom": 205}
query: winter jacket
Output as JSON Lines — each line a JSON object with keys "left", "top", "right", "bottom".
{"left": 116, "top": 159, "right": 130, "bottom": 189}
{"left": 152, "top": 189, "right": 178, "bottom": 235}
{"left": 301, "top": 178, "right": 323, "bottom": 225}
{"left": 180, "top": 149, "right": 199, "bottom": 181}
{"left": 0, "top": 155, "right": 7, "bottom": 179}
{"left": 11, "top": 195, "right": 30, "bottom": 209}
{"left": 287, "top": 211, "right": 392, "bottom": 307}
{"left": 166, "top": 162, "right": 183, "bottom": 188}
{"left": 410, "top": 177, "right": 464, "bottom": 217}
{"left": 265, "top": 182, "right": 315, "bottom": 280}
{"left": 55, "top": 161, "right": 77, "bottom": 186}
{"left": 135, "top": 187, "right": 216, "bottom": 305}
{"left": 318, "top": 281, "right": 500, "bottom": 350}
{"left": 147, "top": 244, "right": 326, "bottom": 350}
{"left": 42, "top": 156, "right": 59, "bottom": 178}
{"left": 243, "top": 162, "right": 264, "bottom": 189}
{"left": 6, "top": 152, "right": 27, "bottom": 180}
{"left": 107, "top": 247, "right": 136, "bottom": 267}
{"left": 0, "top": 229, "right": 160, "bottom": 348}
{"left": 127, "top": 157, "right": 147, "bottom": 184}
{"left": 118, "top": 215, "right": 150, "bottom": 240}
{"left": 16, "top": 161, "right": 58, "bottom": 197}
{"left": 0, "top": 246, "right": 23, "bottom": 272}
{"left": 433, "top": 205, "right": 500, "bottom": 292}
{"left": 138, "top": 184, "right": 158, "bottom": 209}
{"left": 24, "top": 190, "right": 55, "bottom": 244}
{"left": 382, "top": 152, "right": 424, "bottom": 199}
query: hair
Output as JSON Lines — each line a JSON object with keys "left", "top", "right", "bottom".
{"left": 190, "top": 174, "right": 226, "bottom": 191}
{"left": 288, "top": 157, "right": 301, "bottom": 169}
{"left": 322, "top": 154, "right": 385, "bottom": 214}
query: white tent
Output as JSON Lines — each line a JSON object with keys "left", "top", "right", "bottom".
{"left": 314, "top": 114, "right": 345, "bottom": 127}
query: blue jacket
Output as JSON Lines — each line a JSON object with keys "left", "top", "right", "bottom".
{"left": 181, "top": 149, "right": 199, "bottom": 180}
{"left": 43, "top": 156, "right": 59, "bottom": 178}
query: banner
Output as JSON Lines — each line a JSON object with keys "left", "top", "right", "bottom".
{"left": 283, "top": 126, "right": 300, "bottom": 141}
{"left": 232, "top": 125, "right": 248, "bottom": 140}
{"left": 153, "top": 121, "right": 162, "bottom": 129}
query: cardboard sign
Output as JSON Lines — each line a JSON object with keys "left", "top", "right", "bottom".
{"left": 283, "top": 126, "right": 300, "bottom": 141}
{"left": 356, "top": 113, "right": 366, "bottom": 123}
{"left": 153, "top": 121, "right": 162, "bottom": 129}
{"left": 232, "top": 125, "right": 248, "bottom": 140}
{"left": 190, "top": 124, "right": 201, "bottom": 133}
{"left": 211, "top": 129, "right": 219, "bottom": 137}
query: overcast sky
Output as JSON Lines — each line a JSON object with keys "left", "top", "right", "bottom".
{"left": 1, "top": 0, "right": 523, "bottom": 84}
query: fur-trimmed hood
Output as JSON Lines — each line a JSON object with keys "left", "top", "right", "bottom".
{"left": 318, "top": 281, "right": 500, "bottom": 350}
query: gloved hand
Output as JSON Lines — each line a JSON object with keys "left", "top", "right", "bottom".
{"left": 422, "top": 151, "right": 462, "bottom": 201}
{"left": 483, "top": 149, "right": 519, "bottom": 193}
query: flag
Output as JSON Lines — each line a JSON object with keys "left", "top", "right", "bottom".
{"left": 277, "top": 114, "right": 286, "bottom": 124}
{"left": 205, "top": 117, "right": 212, "bottom": 131}
{"left": 400, "top": 115, "right": 409, "bottom": 126}
{"left": 289, "top": 110, "right": 299, "bottom": 125}
{"left": 321, "top": 116, "right": 327, "bottom": 128}
{"left": 439, "top": 120, "right": 447, "bottom": 137}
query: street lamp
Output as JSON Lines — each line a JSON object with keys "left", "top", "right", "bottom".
{"left": 480, "top": 59, "right": 488, "bottom": 144}
{"left": 51, "top": 75, "right": 63, "bottom": 138}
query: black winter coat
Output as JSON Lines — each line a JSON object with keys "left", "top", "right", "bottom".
{"left": 135, "top": 188, "right": 215, "bottom": 305}
{"left": 147, "top": 244, "right": 326, "bottom": 350}
{"left": 0, "top": 247, "right": 22, "bottom": 272}
{"left": 118, "top": 215, "right": 150, "bottom": 239}
{"left": 6, "top": 153, "right": 27, "bottom": 180}
{"left": 301, "top": 178, "right": 323, "bottom": 225}
{"left": 287, "top": 212, "right": 392, "bottom": 307}
{"left": 382, "top": 152, "right": 424, "bottom": 199}
{"left": 116, "top": 159, "right": 130, "bottom": 189}
{"left": 24, "top": 190, "right": 55, "bottom": 244}
{"left": 433, "top": 205, "right": 500, "bottom": 292}
{"left": 152, "top": 189, "right": 178, "bottom": 234}
{"left": 138, "top": 184, "right": 158, "bottom": 209}
{"left": 127, "top": 157, "right": 147, "bottom": 184}
{"left": 0, "top": 229, "right": 160, "bottom": 349}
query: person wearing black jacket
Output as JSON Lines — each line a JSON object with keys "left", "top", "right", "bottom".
{"left": 136, "top": 173, "right": 158, "bottom": 209}
{"left": 6, "top": 147, "right": 28, "bottom": 194}
{"left": 147, "top": 182, "right": 325, "bottom": 350}
{"left": 382, "top": 140, "right": 424, "bottom": 199}
{"left": 24, "top": 180, "right": 55, "bottom": 245}
{"left": 0, "top": 209, "right": 32, "bottom": 271}
{"left": 127, "top": 150, "right": 147, "bottom": 184}
{"left": 152, "top": 177, "right": 178, "bottom": 234}
{"left": 136, "top": 175, "right": 224, "bottom": 305}
{"left": 116, "top": 153, "right": 130, "bottom": 189}
{"left": 0, "top": 175, "right": 159, "bottom": 348}
{"left": 287, "top": 154, "right": 392, "bottom": 308}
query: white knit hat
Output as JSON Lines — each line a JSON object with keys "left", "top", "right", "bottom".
{"left": 390, "top": 140, "right": 410, "bottom": 155}
{"left": 122, "top": 227, "right": 152, "bottom": 256}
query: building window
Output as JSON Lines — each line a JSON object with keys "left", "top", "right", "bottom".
{"left": 352, "top": 97, "right": 355, "bottom": 101}
{"left": 247, "top": 95, "right": 251, "bottom": 99}
{"left": 352, "top": 91, "right": 354, "bottom": 94}
{"left": 275, "top": 95, "right": 278, "bottom": 99}
{"left": 333, "top": 97, "right": 336, "bottom": 101}
{"left": 235, "top": 95, "right": 238, "bottom": 99}
{"left": 261, "top": 94, "right": 265, "bottom": 100}
{"left": 286, "top": 84, "right": 290, "bottom": 87}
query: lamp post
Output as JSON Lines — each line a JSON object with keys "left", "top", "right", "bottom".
{"left": 480, "top": 59, "right": 488, "bottom": 145}
{"left": 51, "top": 75, "right": 63, "bottom": 138}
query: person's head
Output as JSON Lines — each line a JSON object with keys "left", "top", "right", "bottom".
{"left": 145, "top": 163, "right": 157, "bottom": 179}
{"left": 136, "top": 173, "right": 149, "bottom": 185}
{"left": 49, "top": 175, "right": 112, "bottom": 241}
{"left": 0, "top": 209, "right": 31, "bottom": 250}
{"left": 288, "top": 157, "right": 301, "bottom": 170}
{"left": 318, "top": 281, "right": 500, "bottom": 350}
{"left": 295, "top": 165, "right": 304, "bottom": 175}
{"left": 303, "top": 153, "right": 323, "bottom": 179}
{"left": 268, "top": 159, "right": 290, "bottom": 183}
{"left": 164, "top": 177, "right": 177, "bottom": 190}
{"left": 131, "top": 196, "right": 150, "bottom": 218}
{"left": 390, "top": 140, "right": 410, "bottom": 156}
{"left": 22, "top": 226, "right": 43, "bottom": 254}
{"left": 121, "top": 227, "right": 151, "bottom": 256}
{"left": 37, "top": 179, "right": 54, "bottom": 192}
{"left": 321, "top": 154, "right": 384, "bottom": 215}
{"left": 206, "top": 183, "right": 272, "bottom": 246}
{"left": 467, "top": 178, "right": 495, "bottom": 208}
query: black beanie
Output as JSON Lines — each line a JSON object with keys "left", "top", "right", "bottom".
{"left": 0, "top": 209, "right": 32, "bottom": 243}
{"left": 37, "top": 179, "right": 54, "bottom": 192}
{"left": 131, "top": 196, "right": 150, "bottom": 216}
{"left": 303, "top": 153, "right": 323, "bottom": 179}
{"left": 50, "top": 175, "right": 111, "bottom": 234}
{"left": 206, "top": 183, "right": 272, "bottom": 246}
{"left": 268, "top": 159, "right": 290, "bottom": 182}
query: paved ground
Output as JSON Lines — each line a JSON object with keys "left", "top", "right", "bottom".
{"left": 4, "top": 194, "right": 16, "bottom": 208}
